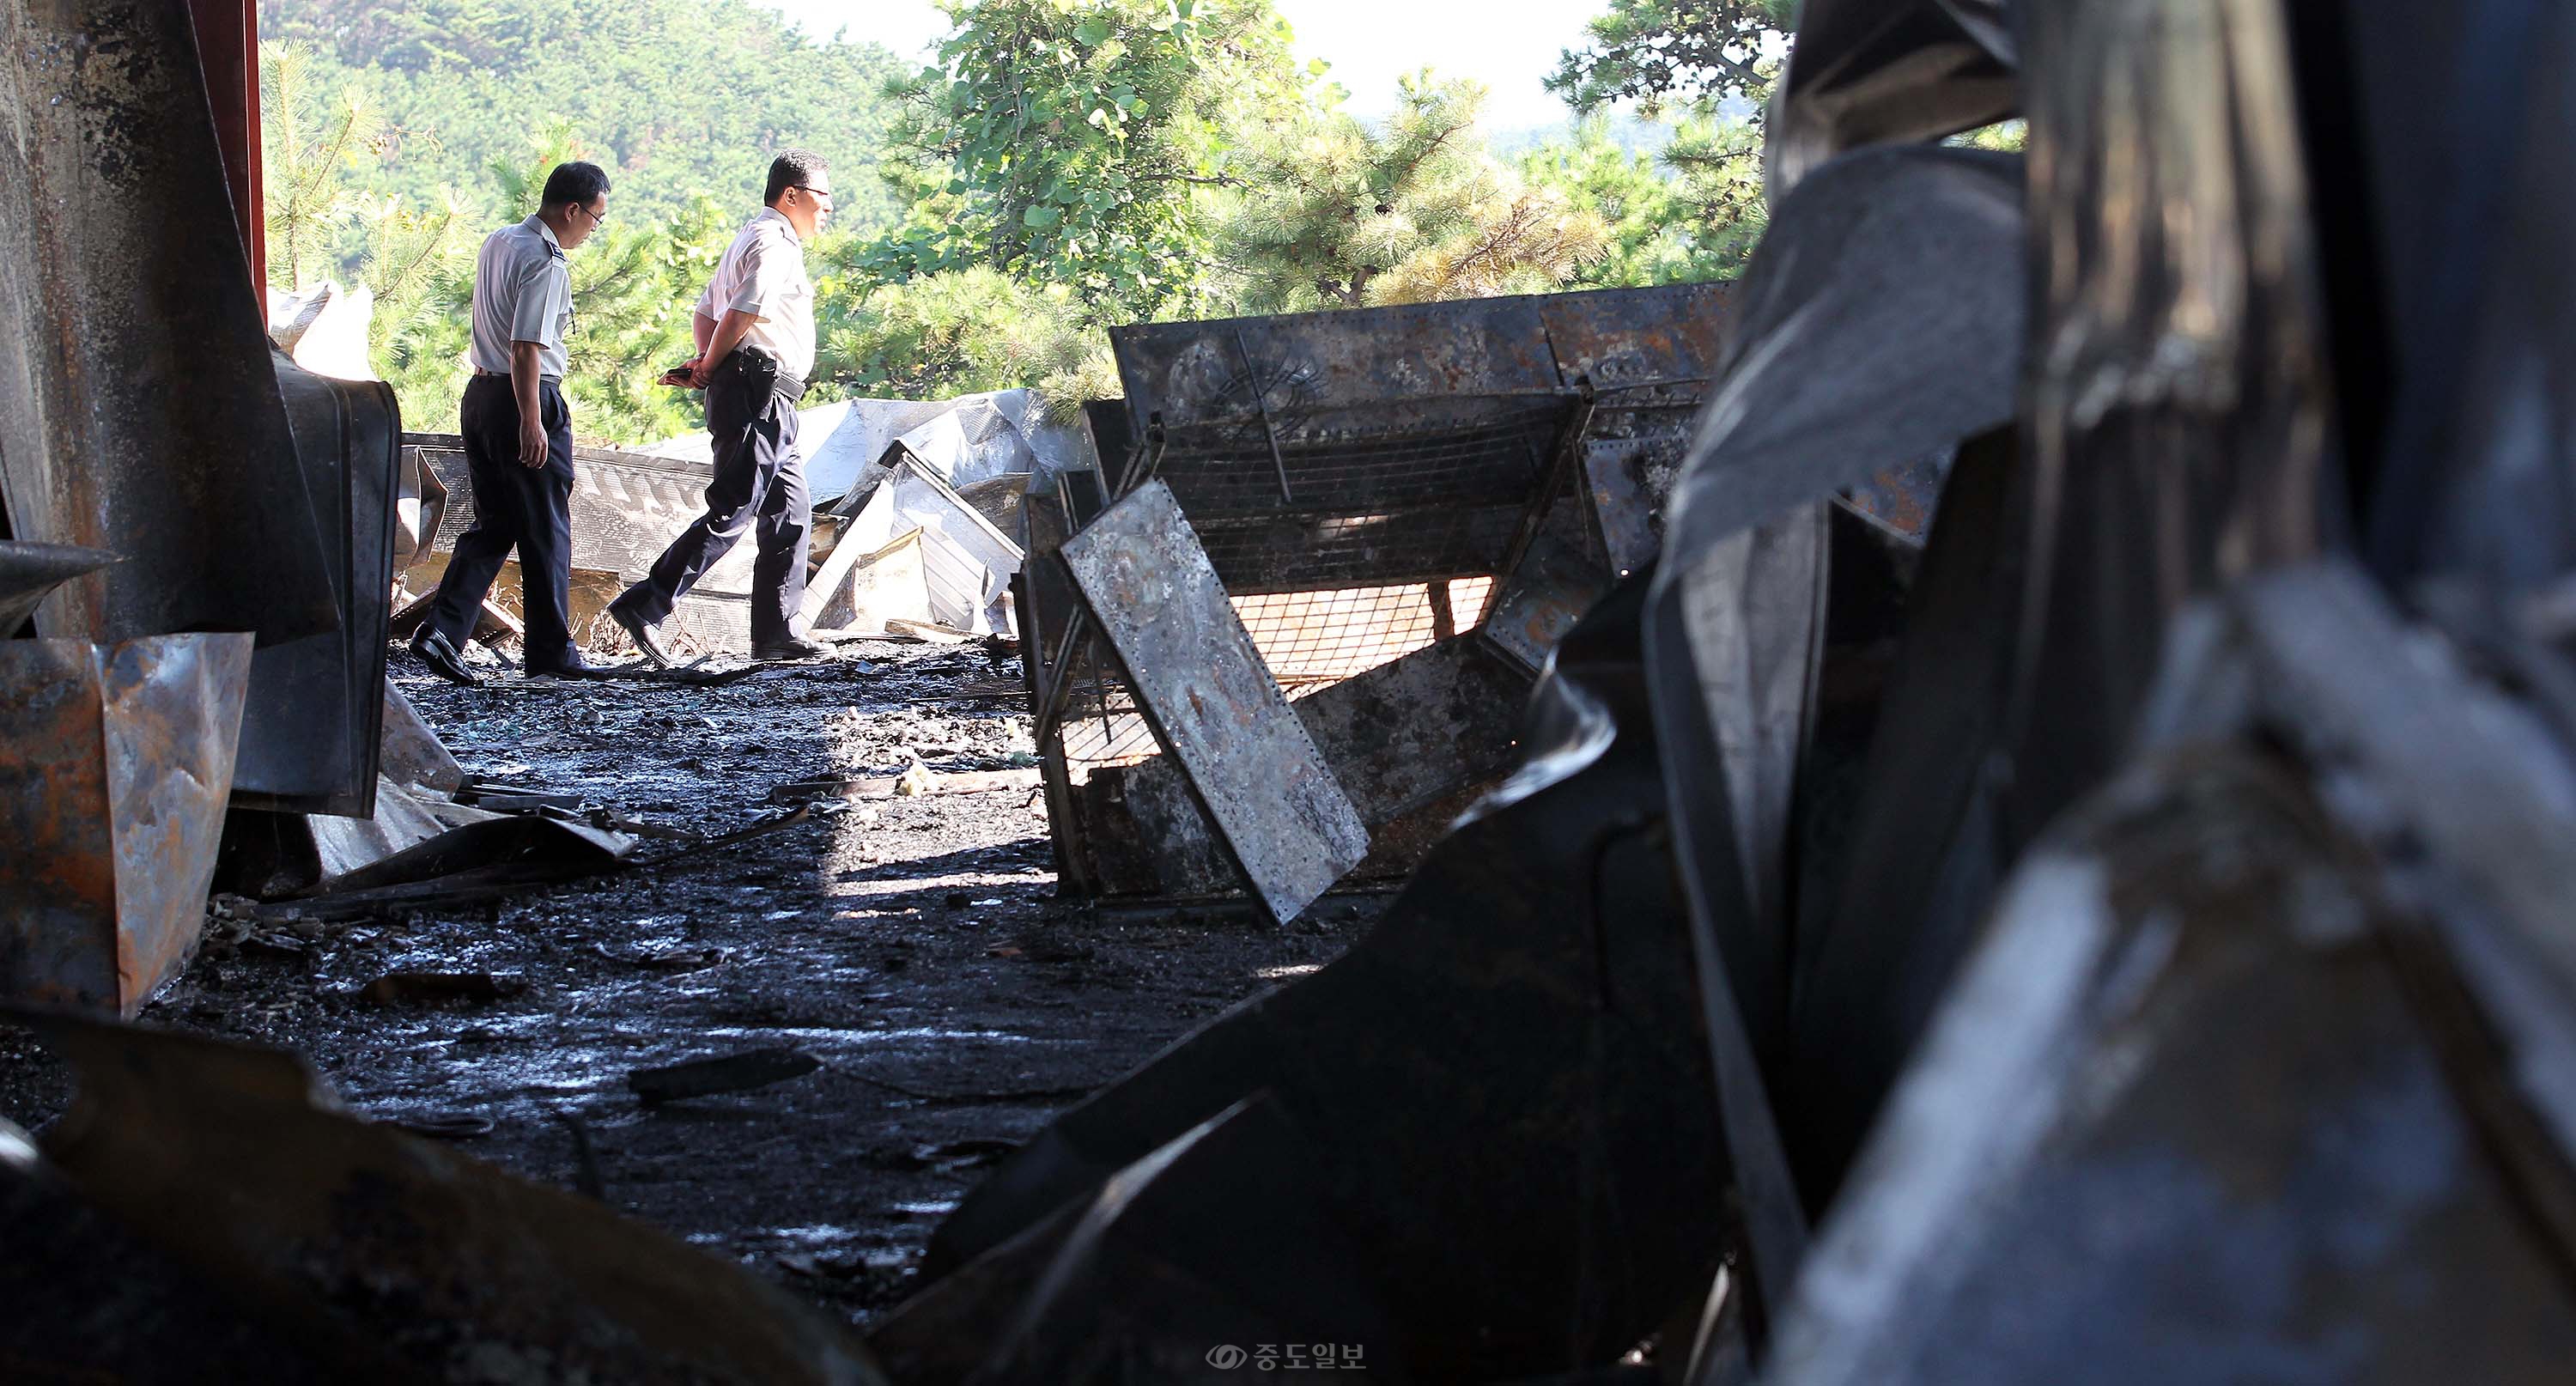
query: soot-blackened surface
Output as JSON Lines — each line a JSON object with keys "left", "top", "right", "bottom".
{"left": 0, "top": 638, "right": 1382, "bottom": 1326}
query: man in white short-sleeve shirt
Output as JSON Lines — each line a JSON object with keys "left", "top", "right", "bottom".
{"left": 412, "top": 161, "right": 610, "bottom": 684}
{"left": 609, "top": 149, "right": 833, "bottom": 664}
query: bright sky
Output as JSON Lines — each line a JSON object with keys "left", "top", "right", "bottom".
{"left": 765, "top": 0, "right": 1598, "bottom": 131}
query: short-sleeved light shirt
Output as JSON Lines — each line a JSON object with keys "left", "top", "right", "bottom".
{"left": 469, "top": 215, "right": 573, "bottom": 379}
{"left": 696, "top": 208, "right": 815, "bottom": 380}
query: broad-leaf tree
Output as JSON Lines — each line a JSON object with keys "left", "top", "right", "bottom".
{"left": 866, "top": 0, "right": 1313, "bottom": 319}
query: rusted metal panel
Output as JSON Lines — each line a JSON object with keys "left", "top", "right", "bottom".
{"left": 1481, "top": 524, "right": 1612, "bottom": 675}
{"left": 0, "top": 540, "right": 114, "bottom": 634}
{"left": 1059, "top": 480, "right": 1368, "bottom": 924}
{"left": 1106, "top": 285, "right": 1730, "bottom": 595}
{"left": 0, "top": 0, "right": 336, "bottom": 647}
{"left": 1078, "top": 635, "right": 1530, "bottom": 896}
{"left": 231, "top": 354, "right": 400, "bottom": 818}
{"left": 0, "top": 633, "right": 254, "bottom": 1015}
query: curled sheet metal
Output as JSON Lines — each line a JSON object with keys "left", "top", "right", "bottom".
{"left": 1659, "top": 147, "right": 2022, "bottom": 572}
{"left": 0, "top": 539, "right": 115, "bottom": 634}
{"left": 0, "top": 0, "right": 336, "bottom": 647}
{"left": 925, "top": 578, "right": 1729, "bottom": 1382}
{"left": 917, "top": 1098, "right": 1402, "bottom": 1384}
{"left": 1765, "top": 743, "right": 2576, "bottom": 1385}
{"left": 0, "top": 633, "right": 254, "bottom": 1015}
{"left": 1060, "top": 480, "right": 1369, "bottom": 925}
{"left": 231, "top": 353, "right": 402, "bottom": 818}
{"left": 1780, "top": 429, "right": 2028, "bottom": 1204}
{"left": 1643, "top": 141, "right": 2022, "bottom": 1096}
{"left": 1765, "top": 0, "right": 2019, "bottom": 202}
{"left": 2003, "top": 0, "right": 2339, "bottom": 842}
{"left": 17, "top": 1012, "right": 890, "bottom": 1385}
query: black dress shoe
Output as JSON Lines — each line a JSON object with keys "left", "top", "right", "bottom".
{"left": 605, "top": 599, "right": 673, "bottom": 667}
{"left": 752, "top": 635, "right": 830, "bottom": 661}
{"left": 409, "top": 628, "right": 483, "bottom": 687}
{"left": 527, "top": 653, "right": 603, "bottom": 678}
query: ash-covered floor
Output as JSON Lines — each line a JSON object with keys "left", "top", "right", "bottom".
{"left": 0, "top": 639, "right": 1385, "bottom": 1327}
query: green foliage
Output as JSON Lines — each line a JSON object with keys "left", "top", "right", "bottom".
{"left": 262, "top": 0, "right": 1811, "bottom": 442}
{"left": 865, "top": 0, "right": 1313, "bottom": 318}
{"left": 261, "top": 41, "right": 386, "bottom": 289}
{"left": 263, "top": 0, "right": 909, "bottom": 229}
{"left": 1537, "top": 1, "right": 1790, "bottom": 283}
{"left": 1546, "top": 0, "right": 1795, "bottom": 117}
{"left": 816, "top": 268, "right": 1116, "bottom": 425}
{"left": 1217, "top": 74, "right": 1610, "bottom": 313}
{"left": 1519, "top": 119, "right": 1695, "bottom": 286}
{"left": 1657, "top": 114, "right": 1768, "bottom": 277}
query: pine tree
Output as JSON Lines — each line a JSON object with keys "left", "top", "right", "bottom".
{"left": 1218, "top": 74, "right": 1609, "bottom": 313}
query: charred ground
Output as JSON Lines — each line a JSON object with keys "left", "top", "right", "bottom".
{"left": 0, "top": 640, "right": 1384, "bottom": 1326}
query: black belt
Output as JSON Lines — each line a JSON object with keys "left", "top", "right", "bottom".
{"left": 725, "top": 347, "right": 806, "bottom": 404}
{"left": 471, "top": 368, "right": 562, "bottom": 385}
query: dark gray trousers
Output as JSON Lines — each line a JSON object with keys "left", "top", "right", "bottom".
{"left": 428, "top": 375, "right": 579, "bottom": 671}
{"left": 617, "top": 357, "right": 810, "bottom": 646}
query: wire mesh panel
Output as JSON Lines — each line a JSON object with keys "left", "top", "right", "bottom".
{"left": 1236, "top": 577, "right": 1499, "bottom": 685}
{"left": 1155, "top": 401, "right": 1577, "bottom": 593}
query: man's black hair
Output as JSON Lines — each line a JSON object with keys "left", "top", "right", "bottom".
{"left": 539, "top": 161, "right": 611, "bottom": 211}
{"left": 765, "top": 149, "right": 830, "bottom": 205}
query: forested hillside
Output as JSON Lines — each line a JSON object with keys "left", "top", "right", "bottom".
{"left": 263, "top": 0, "right": 1807, "bottom": 443}
{"left": 263, "top": 0, "right": 908, "bottom": 228}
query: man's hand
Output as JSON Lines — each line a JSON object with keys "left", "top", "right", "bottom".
{"left": 686, "top": 355, "right": 716, "bottom": 390}
{"left": 660, "top": 356, "right": 704, "bottom": 390}
{"left": 518, "top": 416, "right": 549, "bottom": 468}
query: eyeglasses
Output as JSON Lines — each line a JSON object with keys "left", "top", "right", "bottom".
{"left": 792, "top": 185, "right": 835, "bottom": 205}
{"left": 574, "top": 202, "right": 607, "bottom": 226}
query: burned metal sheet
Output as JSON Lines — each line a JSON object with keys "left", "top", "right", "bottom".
{"left": 1658, "top": 147, "right": 2022, "bottom": 575}
{"left": 0, "top": 0, "right": 337, "bottom": 647}
{"left": 950, "top": 1098, "right": 1400, "bottom": 1385}
{"left": 1643, "top": 137, "right": 2022, "bottom": 1137}
{"left": 1480, "top": 515, "right": 1613, "bottom": 676}
{"left": 2003, "top": 0, "right": 2338, "bottom": 843}
{"left": 230, "top": 352, "right": 402, "bottom": 818}
{"left": 0, "top": 1138, "right": 340, "bottom": 1383}
{"left": 0, "top": 633, "right": 254, "bottom": 1014}
{"left": 1765, "top": 746, "right": 2576, "bottom": 1386}
{"left": 2142, "top": 562, "right": 2576, "bottom": 1188}
{"left": 1060, "top": 481, "right": 1367, "bottom": 924}
{"left": 1765, "top": 0, "right": 2019, "bottom": 200}
{"left": 1075, "top": 634, "right": 1529, "bottom": 896}
{"left": 927, "top": 578, "right": 1728, "bottom": 1381}
{"left": 394, "top": 437, "right": 450, "bottom": 577}
{"left": 20, "top": 1012, "right": 890, "bottom": 1384}
{"left": 1107, "top": 285, "right": 1728, "bottom": 594}
{"left": 1778, "top": 430, "right": 2026, "bottom": 1203}
{"left": 0, "top": 539, "right": 113, "bottom": 635}
{"left": 1633, "top": 143, "right": 2024, "bottom": 1321}
{"left": 380, "top": 681, "right": 465, "bottom": 794}
{"left": 805, "top": 445, "right": 1024, "bottom": 635}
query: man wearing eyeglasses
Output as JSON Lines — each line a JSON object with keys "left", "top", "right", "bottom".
{"left": 411, "top": 160, "right": 612, "bottom": 684}
{"left": 608, "top": 149, "right": 835, "bottom": 665}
